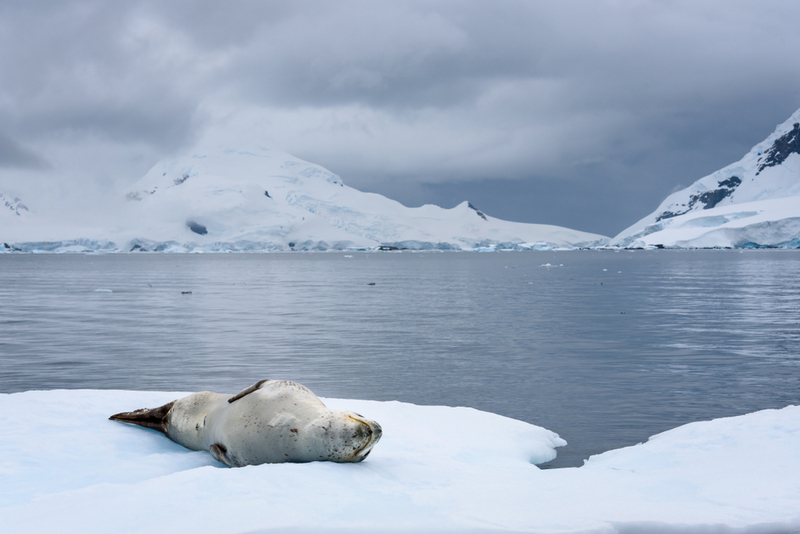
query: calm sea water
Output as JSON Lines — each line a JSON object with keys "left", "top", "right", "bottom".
{"left": 1, "top": 250, "right": 799, "bottom": 467}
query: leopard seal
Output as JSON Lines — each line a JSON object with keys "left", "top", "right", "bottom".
{"left": 109, "top": 379, "right": 382, "bottom": 467}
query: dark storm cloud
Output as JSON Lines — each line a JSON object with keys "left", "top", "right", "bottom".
{"left": 0, "top": 0, "right": 202, "bottom": 147}
{"left": 0, "top": 133, "right": 49, "bottom": 169}
{"left": 1, "top": 0, "right": 800, "bottom": 235}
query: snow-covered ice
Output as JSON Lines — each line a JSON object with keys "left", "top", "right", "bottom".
{"left": 2, "top": 389, "right": 799, "bottom": 533}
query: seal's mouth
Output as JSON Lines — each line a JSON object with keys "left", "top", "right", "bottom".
{"left": 347, "top": 415, "right": 382, "bottom": 461}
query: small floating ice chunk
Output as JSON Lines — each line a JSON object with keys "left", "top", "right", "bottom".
{"left": 94, "top": 289, "right": 112, "bottom": 293}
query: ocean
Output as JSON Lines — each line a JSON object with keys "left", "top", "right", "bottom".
{"left": 1, "top": 249, "right": 798, "bottom": 468}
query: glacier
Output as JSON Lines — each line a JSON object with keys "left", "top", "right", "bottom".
{"left": 613, "top": 108, "right": 800, "bottom": 249}
{"left": 0, "top": 134, "right": 606, "bottom": 253}
{"left": 2, "top": 389, "right": 799, "bottom": 533}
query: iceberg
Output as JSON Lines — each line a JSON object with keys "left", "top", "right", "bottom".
{"left": 2, "top": 389, "right": 799, "bottom": 533}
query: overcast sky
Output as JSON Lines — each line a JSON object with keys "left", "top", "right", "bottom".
{"left": 2, "top": 0, "right": 800, "bottom": 236}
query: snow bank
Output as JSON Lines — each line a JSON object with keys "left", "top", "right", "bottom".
{"left": 2, "top": 390, "right": 799, "bottom": 533}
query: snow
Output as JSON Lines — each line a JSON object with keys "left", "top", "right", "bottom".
{"left": 0, "top": 132, "right": 607, "bottom": 253}
{"left": 613, "top": 108, "right": 800, "bottom": 249}
{"left": 2, "top": 389, "right": 799, "bottom": 533}
{"left": 615, "top": 197, "right": 800, "bottom": 249}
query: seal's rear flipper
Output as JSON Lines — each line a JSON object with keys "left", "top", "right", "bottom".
{"left": 109, "top": 400, "right": 175, "bottom": 435}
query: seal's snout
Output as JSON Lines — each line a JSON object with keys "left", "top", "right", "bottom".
{"left": 344, "top": 414, "right": 382, "bottom": 462}
{"left": 369, "top": 420, "right": 382, "bottom": 443}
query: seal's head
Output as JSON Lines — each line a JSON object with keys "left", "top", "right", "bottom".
{"left": 312, "top": 410, "right": 382, "bottom": 462}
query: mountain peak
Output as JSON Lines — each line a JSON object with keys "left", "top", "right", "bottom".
{"left": 613, "top": 107, "right": 800, "bottom": 249}
{"left": 1, "top": 191, "right": 29, "bottom": 218}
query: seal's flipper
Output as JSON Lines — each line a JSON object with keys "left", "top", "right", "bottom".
{"left": 228, "top": 379, "right": 270, "bottom": 404}
{"left": 109, "top": 400, "right": 175, "bottom": 435}
{"left": 210, "top": 443, "right": 235, "bottom": 467}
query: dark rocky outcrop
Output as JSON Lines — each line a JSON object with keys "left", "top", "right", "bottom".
{"left": 757, "top": 122, "right": 800, "bottom": 175}
{"left": 2, "top": 193, "right": 28, "bottom": 215}
{"left": 186, "top": 220, "right": 208, "bottom": 235}
{"left": 656, "top": 176, "right": 742, "bottom": 222}
{"left": 468, "top": 202, "right": 488, "bottom": 221}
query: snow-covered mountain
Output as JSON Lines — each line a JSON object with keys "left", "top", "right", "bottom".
{"left": 612, "top": 108, "right": 800, "bottom": 249}
{"left": 1, "top": 136, "right": 607, "bottom": 252}
{"left": 1, "top": 191, "right": 31, "bottom": 251}
{"left": 1, "top": 191, "right": 29, "bottom": 220}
